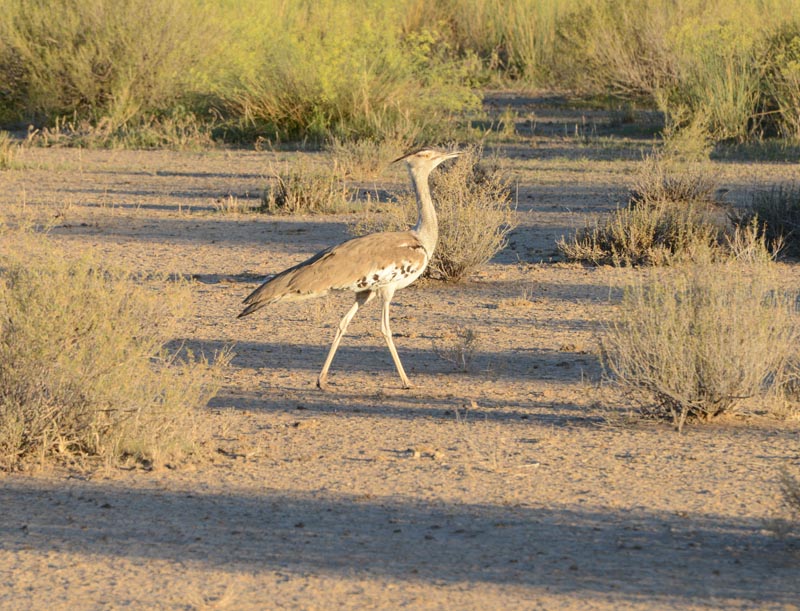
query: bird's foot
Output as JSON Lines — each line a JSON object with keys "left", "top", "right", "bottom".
{"left": 316, "top": 377, "right": 329, "bottom": 391}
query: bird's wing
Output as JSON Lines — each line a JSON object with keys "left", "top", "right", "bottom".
{"left": 238, "top": 231, "right": 428, "bottom": 317}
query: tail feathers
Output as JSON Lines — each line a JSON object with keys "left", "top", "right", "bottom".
{"left": 238, "top": 300, "right": 267, "bottom": 318}
{"left": 237, "top": 271, "right": 327, "bottom": 318}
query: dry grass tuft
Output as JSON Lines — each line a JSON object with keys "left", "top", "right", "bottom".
{"left": 0, "top": 228, "right": 230, "bottom": 470}
{"left": 733, "top": 183, "right": 800, "bottom": 258}
{"left": 213, "top": 194, "right": 259, "bottom": 214}
{"left": 261, "top": 159, "right": 359, "bottom": 214}
{"left": 602, "top": 260, "right": 799, "bottom": 431}
{"left": 0, "top": 131, "right": 18, "bottom": 169}
{"left": 558, "top": 153, "right": 733, "bottom": 266}
{"left": 433, "top": 326, "right": 480, "bottom": 373}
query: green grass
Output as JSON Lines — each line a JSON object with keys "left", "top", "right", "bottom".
{"left": 1, "top": 0, "right": 799, "bottom": 146}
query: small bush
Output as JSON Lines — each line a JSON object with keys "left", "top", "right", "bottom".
{"left": 602, "top": 261, "right": 799, "bottom": 431}
{"left": 260, "top": 159, "right": 359, "bottom": 214}
{"left": 0, "top": 230, "right": 229, "bottom": 469}
{"left": 433, "top": 326, "right": 480, "bottom": 372}
{"left": 0, "top": 130, "right": 16, "bottom": 169}
{"left": 734, "top": 183, "right": 800, "bottom": 258}
{"left": 559, "top": 154, "right": 724, "bottom": 266}
{"left": 353, "top": 145, "right": 516, "bottom": 281}
{"left": 558, "top": 200, "right": 722, "bottom": 266}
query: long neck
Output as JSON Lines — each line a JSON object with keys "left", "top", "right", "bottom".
{"left": 408, "top": 165, "right": 438, "bottom": 255}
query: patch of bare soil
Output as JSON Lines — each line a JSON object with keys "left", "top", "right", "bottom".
{"left": 1, "top": 116, "right": 799, "bottom": 610}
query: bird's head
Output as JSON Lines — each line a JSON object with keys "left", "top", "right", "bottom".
{"left": 393, "top": 148, "right": 460, "bottom": 172}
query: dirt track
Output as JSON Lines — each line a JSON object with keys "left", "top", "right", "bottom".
{"left": 1, "top": 106, "right": 799, "bottom": 609}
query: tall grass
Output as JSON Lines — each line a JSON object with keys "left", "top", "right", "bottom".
{"left": 0, "top": 0, "right": 221, "bottom": 129}
{"left": 2, "top": 0, "right": 800, "bottom": 144}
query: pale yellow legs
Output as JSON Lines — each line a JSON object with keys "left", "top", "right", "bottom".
{"left": 316, "top": 287, "right": 411, "bottom": 390}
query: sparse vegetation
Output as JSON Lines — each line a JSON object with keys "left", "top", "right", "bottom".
{"left": 558, "top": 154, "right": 725, "bottom": 266}
{"left": 602, "top": 260, "right": 799, "bottom": 431}
{"left": 0, "top": 228, "right": 230, "bottom": 470}
{"left": 780, "top": 469, "right": 800, "bottom": 526}
{"left": 734, "top": 184, "right": 800, "bottom": 258}
{"left": 0, "top": 130, "right": 17, "bottom": 168}
{"left": 433, "top": 326, "right": 480, "bottom": 373}
{"left": 261, "top": 159, "right": 359, "bottom": 215}
{"left": 355, "top": 145, "right": 516, "bottom": 281}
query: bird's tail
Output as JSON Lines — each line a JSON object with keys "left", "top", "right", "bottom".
{"left": 237, "top": 300, "right": 267, "bottom": 318}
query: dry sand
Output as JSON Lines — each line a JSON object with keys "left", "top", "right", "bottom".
{"left": 1, "top": 101, "right": 799, "bottom": 610}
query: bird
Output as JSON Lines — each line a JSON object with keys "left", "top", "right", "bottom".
{"left": 238, "top": 147, "right": 461, "bottom": 390}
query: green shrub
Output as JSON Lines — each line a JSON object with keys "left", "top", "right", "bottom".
{"left": 219, "top": 1, "right": 480, "bottom": 142}
{"left": 0, "top": 0, "right": 221, "bottom": 129}
{"left": 603, "top": 261, "right": 799, "bottom": 431}
{"left": 0, "top": 230, "right": 229, "bottom": 469}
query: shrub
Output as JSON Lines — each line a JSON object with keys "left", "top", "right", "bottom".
{"left": 760, "top": 23, "right": 800, "bottom": 139}
{"left": 0, "top": 230, "right": 229, "bottom": 469}
{"left": 325, "top": 137, "right": 409, "bottom": 180}
{"left": 602, "top": 261, "right": 799, "bottom": 431}
{"left": 353, "top": 144, "right": 516, "bottom": 281}
{"left": 260, "top": 158, "right": 360, "bottom": 215}
{"left": 0, "top": 0, "right": 220, "bottom": 129}
{"left": 734, "top": 183, "right": 800, "bottom": 258}
{"left": 780, "top": 470, "right": 800, "bottom": 523}
{"left": 0, "top": 130, "right": 16, "bottom": 169}
{"left": 219, "top": 1, "right": 481, "bottom": 142}
{"left": 558, "top": 154, "right": 724, "bottom": 266}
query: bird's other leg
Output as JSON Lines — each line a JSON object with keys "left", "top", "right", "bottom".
{"left": 317, "top": 291, "right": 374, "bottom": 390}
{"left": 379, "top": 289, "right": 411, "bottom": 389}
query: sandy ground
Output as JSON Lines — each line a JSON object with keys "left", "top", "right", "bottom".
{"left": 1, "top": 100, "right": 799, "bottom": 610}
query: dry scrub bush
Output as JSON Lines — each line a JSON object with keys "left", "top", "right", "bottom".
{"left": 433, "top": 326, "right": 480, "bottom": 372}
{"left": 559, "top": 154, "right": 724, "bottom": 266}
{"left": 602, "top": 261, "right": 799, "bottom": 431}
{"left": 325, "top": 137, "right": 410, "bottom": 180}
{"left": 354, "top": 145, "right": 516, "bottom": 281}
{"left": 261, "top": 159, "right": 358, "bottom": 214}
{"left": 0, "top": 130, "right": 18, "bottom": 169}
{"left": 733, "top": 184, "right": 800, "bottom": 259}
{"left": 0, "top": 232, "right": 229, "bottom": 470}
{"left": 780, "top": 470, "right": 800, "bottom": 525}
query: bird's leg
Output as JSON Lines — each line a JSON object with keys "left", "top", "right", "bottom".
{"left": 379, "top": 291, "right": 412, "bottom": 389}
{"left": 317, "top": 291, "right": 374, "bottom": 390}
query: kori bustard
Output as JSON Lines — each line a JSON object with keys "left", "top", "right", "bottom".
{"left": 238, "top": 148, "right": 460, "bottom": 390}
